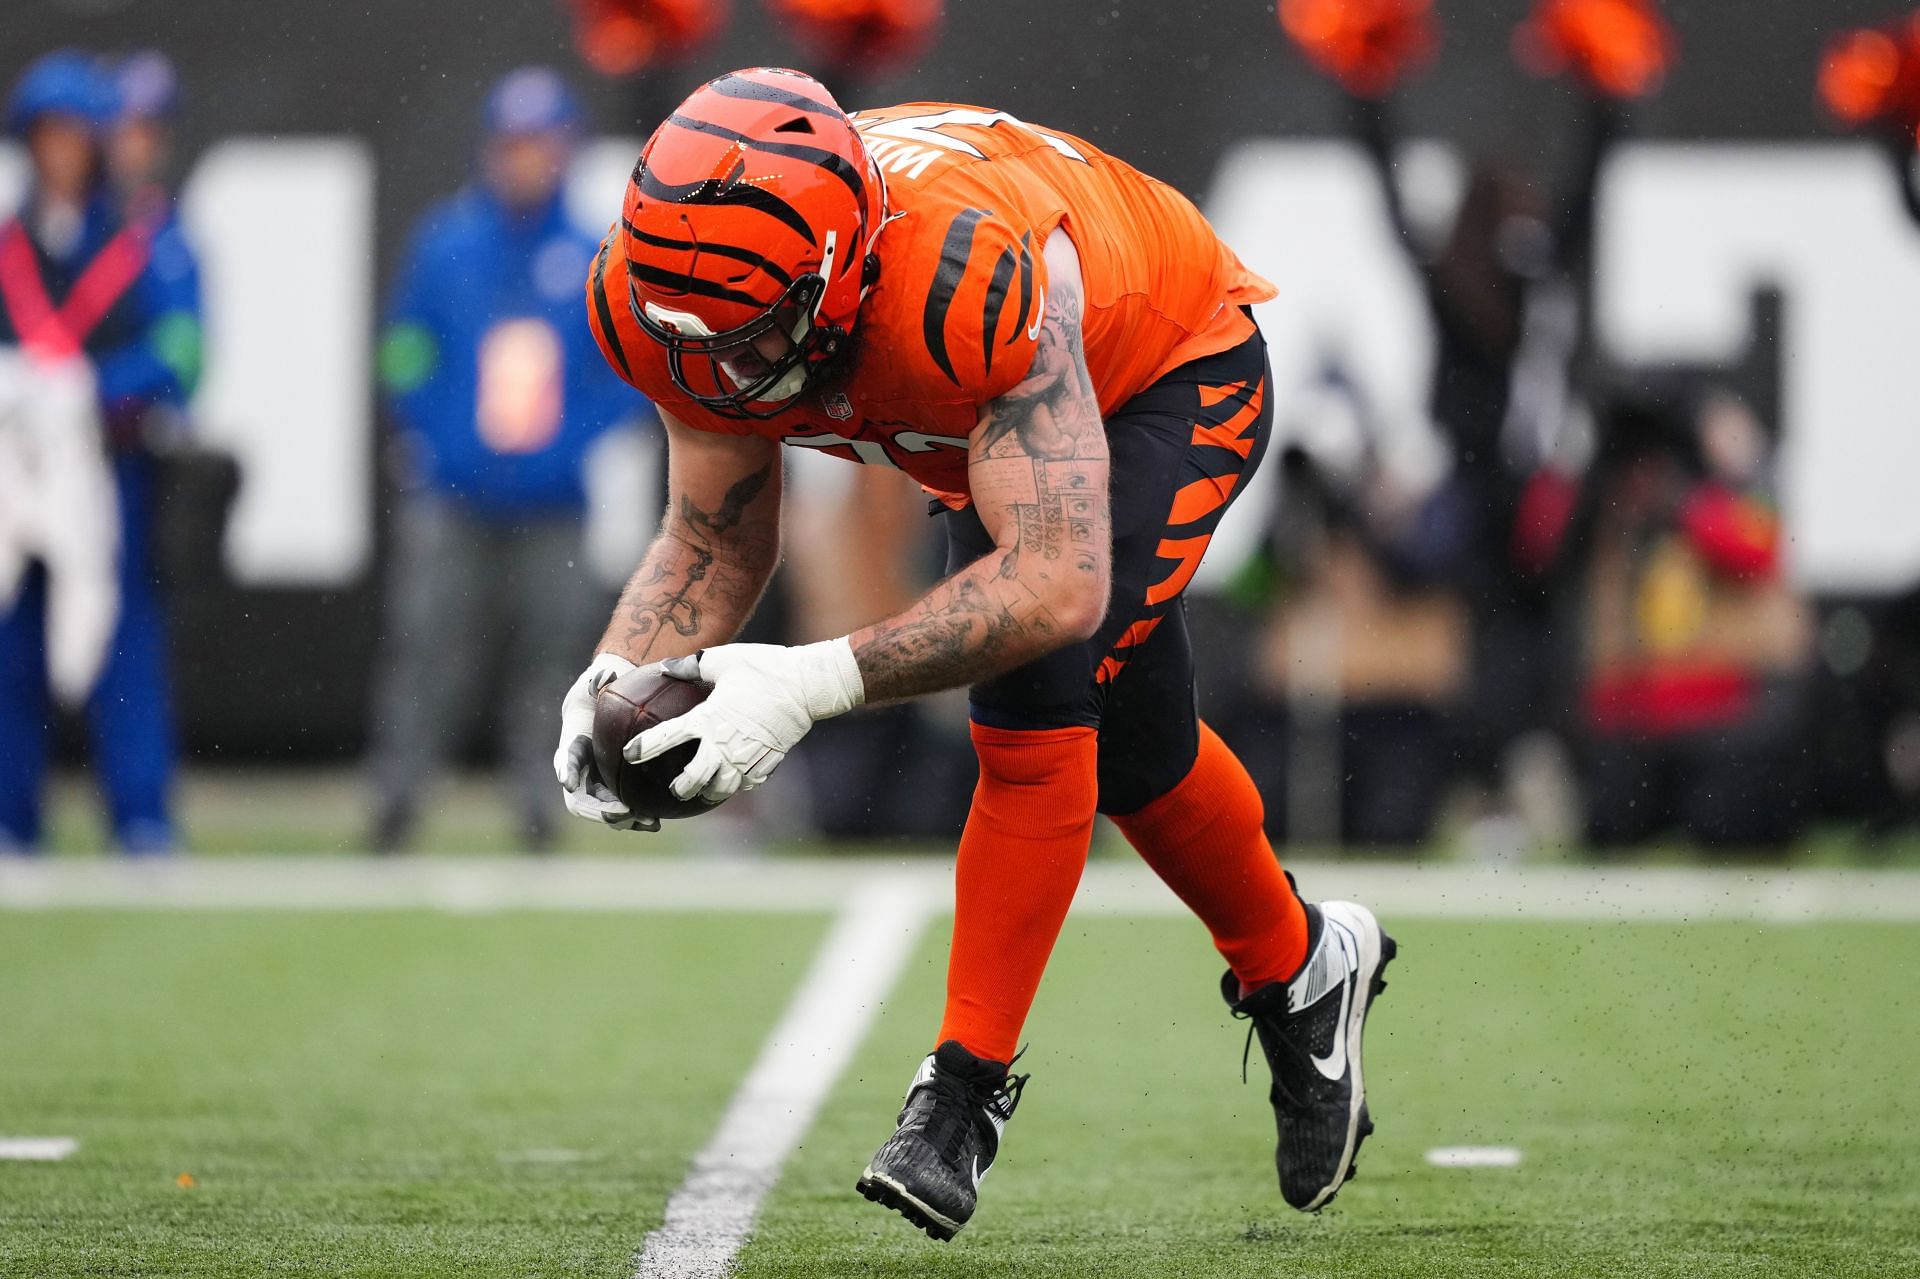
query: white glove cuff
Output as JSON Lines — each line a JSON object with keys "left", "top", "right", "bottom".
{"left": 798, "top": 637, "right": 866, "bottom": 718}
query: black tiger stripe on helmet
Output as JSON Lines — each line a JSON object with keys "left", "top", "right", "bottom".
{"left": 617, "top": 68, "right": 890, "bottom": 419}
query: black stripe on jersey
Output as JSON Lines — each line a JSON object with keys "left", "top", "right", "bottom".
{"left": 663, "top": 113, "right": 866, "bottom": 211}
{"left": 979, "top": 244, "right": 1017, "bottom": 377}
{"left": 1010, "top": 232, "right": 1034, "bottom": 347}
{"left": 623, "top": 220, "right": 796, "bottom": 289}
{"left": 706, "top": 73, "right": 841, "bottom": 118}
{"left": 635, "top": 157, "right": 816, "bottom": 246}
{"left": 589, "top": 238, "right": 634, "bottom": 382}
{"left": 629, "top": 259, "right": 766, "bottom": 309}
{"left": 923, "top": 207, "right": 988, "bottom": 386}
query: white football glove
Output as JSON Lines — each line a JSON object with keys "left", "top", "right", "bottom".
{"left": 553, "top": 651, "right": 659, "bottom": 833}
{"left": 627, "top": 639, "right": 864, "bottom": 805}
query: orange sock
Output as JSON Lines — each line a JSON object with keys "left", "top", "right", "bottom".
{"left": 1111, "top": 721, "right": 1308, "bottom": 991}
{"left": 938, "top": 722, "right": 1099, "bottom": 1064}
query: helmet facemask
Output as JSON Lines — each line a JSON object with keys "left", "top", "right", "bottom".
{"left": 631, "top": 265, "right": 846, "bottom": 420}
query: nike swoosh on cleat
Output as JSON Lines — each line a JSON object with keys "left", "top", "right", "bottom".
{"left": 1307, "top": 923, "right": 1358, "bottom": 1082}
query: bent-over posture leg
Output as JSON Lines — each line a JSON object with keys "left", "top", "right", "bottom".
{"left": 1090, "top": 338, "right": 1396, "bottom": 1214}
{"left": 863, "top": 333, "right": 1394, "bottom": 1235}
{"left": 939, "top": 722, "right": 1099, "bottom": 1062}
{"left": 1097, "top": 605, "right": 1309, "bottom": 992}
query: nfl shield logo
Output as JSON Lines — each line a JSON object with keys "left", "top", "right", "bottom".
{"left": 823, "top": 392, "right": 854, "bottom": 421}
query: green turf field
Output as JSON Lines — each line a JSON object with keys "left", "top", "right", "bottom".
{"left": 0, "top": 912, "right": 829, "bottom": 1278}
{"left": 3, "top": 906, "right": 1916, "bottom": 1277}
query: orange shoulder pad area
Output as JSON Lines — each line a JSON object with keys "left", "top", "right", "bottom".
{"left": 870, "top": 203, "right": 1049, "bottom": 412}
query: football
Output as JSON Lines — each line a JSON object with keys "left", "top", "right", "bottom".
{"left": 591, "top": 666, "right": 718, "bottom": 821}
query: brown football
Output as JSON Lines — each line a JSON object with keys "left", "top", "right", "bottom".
{"left": 591, "top": 666, "right": 718, "bottom": 821}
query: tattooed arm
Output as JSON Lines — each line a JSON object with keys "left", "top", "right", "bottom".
{"left": 849, "top": 229, "right": 1112, "bottom": 701}
{"left": 595, "top": 412, "right": 783, "bottom": 664}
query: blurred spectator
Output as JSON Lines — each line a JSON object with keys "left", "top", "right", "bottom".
{"left": 1544, "top": 386, "right": 1815, "bottom": 847}
{"left": 0, "top": 49, "right": 203, "bottom": 854}
{"left": 1212, "top": 366, "right": 1467, "bottom": 846}
{"left": 365, "top": 67, "right": 641, "bottom": 853}
{"left": 1274, "top": 0, "right": 1678, "bottom": 849}
{"left": 1346, "top": 85, "right": 1619, "bottom": 790}
{"left": 106, "top": 49, "right": 179, "bottom": 220}
{"left": 106, "top": 51, "right": 239, "bottom": 595}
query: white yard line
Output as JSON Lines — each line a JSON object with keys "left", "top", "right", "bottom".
{"left": 1425, "top": 1146, "right": 1524, "bottom": 1168}
{"left": 0, "top": 1137, "right": 77, "bottom": 1161}
{"left": 631, "top": 874, "right": 937, "bottom": 1279}
{"left": 4, "top": 854, "right": 1920, "bottom": 921}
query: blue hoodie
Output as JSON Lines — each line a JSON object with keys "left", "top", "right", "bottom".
{"left": 380, "top": 184, "right": 643, "bottom": 516}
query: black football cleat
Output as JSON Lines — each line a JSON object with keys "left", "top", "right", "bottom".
{"left": 856, "top": 1040, "right": 1027, "bottom": 1241}
{"left": 1225, "top": 899, "right": 1396, "bottom": 1212}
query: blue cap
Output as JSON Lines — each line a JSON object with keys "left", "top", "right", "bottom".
{"left": 115, "top": 50, "right": 180, "bottom": 122}
{"left": 482, "top": 66, "right": 583, "bottom": 138}
{"left": 8, "top": 50, "right": 120, "bottom": 137}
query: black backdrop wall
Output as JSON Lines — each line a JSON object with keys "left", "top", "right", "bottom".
{"left": 6, "top": 0, "right": 1902, "bottom": 760}
{"left": 10, "top": 0, "right": 1903, "bottom": 248}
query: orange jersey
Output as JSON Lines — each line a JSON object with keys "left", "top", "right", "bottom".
{"left": 587, "top": 101, "right": 1274, "bottom": 503}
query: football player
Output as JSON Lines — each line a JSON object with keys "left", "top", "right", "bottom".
{"left": 555, "top": 68, "right": 1395, "bottom": 1237}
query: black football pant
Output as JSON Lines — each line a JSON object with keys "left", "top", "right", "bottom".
{"left": 942, "top": 325, "right": 1273, "bottom": 816}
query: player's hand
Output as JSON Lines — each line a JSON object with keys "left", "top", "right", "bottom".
{"left": 626, "top": 639, "right": 865, "bottom": 805}
{"left": 553, "top": 652, "right": 660, "bottom": 833}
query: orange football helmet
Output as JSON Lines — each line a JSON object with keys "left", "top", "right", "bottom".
{"left": 620, "top": 67, "right": 888, "bottom": 418}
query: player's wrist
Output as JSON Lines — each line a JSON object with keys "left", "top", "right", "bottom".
{"left": 799, "top": 636, "right": 866, "bottom": 717}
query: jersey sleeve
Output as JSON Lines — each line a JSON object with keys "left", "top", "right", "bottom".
{"left": 911, "top": 208, "right": 1048, "bottom": 410}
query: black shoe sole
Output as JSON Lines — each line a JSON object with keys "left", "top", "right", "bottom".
{"left": 856, "top": 1169, "right": 962, "bottom": 1242}
{"left": 1313, "top": 929, "right": 1397, "bottom": 1211}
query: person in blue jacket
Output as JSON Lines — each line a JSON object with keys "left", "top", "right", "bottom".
{"left": 366, "top": 66, "right": 643, "bottom": 853}
{"left": 106, "top": 49, "right": 204, "bottom": 451}
{"left": 108, "top": 51, "right": 184, "bottom": 220}
{"left": 0, "top": 50, "right": 203, "bottom": 854}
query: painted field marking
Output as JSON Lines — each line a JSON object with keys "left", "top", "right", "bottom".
{"left": 1426, "top": 1146, "right": 1524, "bottom": 1168}
{"left": 0, "top": 1137, "right": 77, "bottom": 1161}
{"left": 500, "top": 1148, "right": 590, "bottom": 1165}
{"left": 6, "top": 855, "right": 1920, "bottom": 922}
{"left": 632, "top": 873, "right": 937, "bottom": 1279}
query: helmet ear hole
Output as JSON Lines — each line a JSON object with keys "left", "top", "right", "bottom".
{"left": 773, "top": 116, "right": 814, "bottom": 134}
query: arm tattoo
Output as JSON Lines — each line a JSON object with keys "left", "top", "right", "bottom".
{"left": 852, "top": 274, "right": 1112, "bottom": 702}
{"left": 599, "top": 463, "right": 777, "bottom": 662}
{"left": 975, "top": 286, "right": 1098, "bottom": 460}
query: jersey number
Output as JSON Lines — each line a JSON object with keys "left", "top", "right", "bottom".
{"left": 861, "top": 109, "right": 1089, "bottom": 171}
{"left": 787, "top": 428, "right": 970, "bottom": 469}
